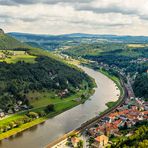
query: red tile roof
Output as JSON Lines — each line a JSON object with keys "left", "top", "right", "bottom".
{"left": 143, "top": 111, "right": 148, "bottom": 115}
{"left": 113, "top": 119, "right": 122, "bottom": 126}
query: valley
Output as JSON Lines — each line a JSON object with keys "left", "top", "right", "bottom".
{"left": 0, "top": 62, "right": 120, "bottom": 148}
{"left": 0, "top": 30, "right": 95, "bottom": 141}
{"left": 0, "top": 30, "right": 147, "bottom": 148}
{"left": 0, "top": 1, "right": 148, "bottom": 147}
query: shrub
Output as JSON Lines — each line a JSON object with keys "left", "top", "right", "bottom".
{"left": 28, "top": 112, "right": 39, "bottom": 119}
{"left": 44, "top": 104, "right": 55, "bottom": 113}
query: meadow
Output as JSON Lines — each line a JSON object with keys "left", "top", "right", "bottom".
{"left": 0, "top": 50, "right": 36, "bottom": 63}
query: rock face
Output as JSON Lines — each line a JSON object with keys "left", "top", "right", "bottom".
{"left": 0, "top": 29, "right": 4, "bottom": 34}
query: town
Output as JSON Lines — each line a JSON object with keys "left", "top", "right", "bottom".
{"left": 52, "top": 96, "right": 148, "bottom": 148}
{"left": 50, "top": 58, "right": 148, "bottom": 148}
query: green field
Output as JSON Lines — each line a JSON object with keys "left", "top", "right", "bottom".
{"left": 28, "top": 90, "right": 86, "bottom": 108}
{"left": 0, "top": 33, "right": 96, "bottom": 140}
{"left": 0, "top": 88, "right": 90, "bottom": 126}
{"left": 0, "top": 50, "right": 36, "bottom": 63}
{"left": 0, "top": 87, "right": 93, "bottom": 140}
{"left": 0, "top": 99, "right": 80, "bottom": 140}
{"left": 0, "top": 98, "right": 79, "bottom": 127}
{"left": 106, "top": 101, "right": 118, "bottom": 108}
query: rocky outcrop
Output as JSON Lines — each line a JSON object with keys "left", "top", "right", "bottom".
{"left": 0, "top": 29, "right": 4, "bottom": 34}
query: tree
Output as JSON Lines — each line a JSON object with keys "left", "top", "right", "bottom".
{"left": 45, "top": 104, "right": 55, "bottom": 113}
{"left": 77, "top": 140, "right": 83, "bottom": 148}
{"left": 38, "top": 111, "right": 46, "bottom": 117}
{"left": 28, "top": 112, "right": 39, "bottom": 119}
{"left": 138, "top": 140, "right": 148, "bottom": 148}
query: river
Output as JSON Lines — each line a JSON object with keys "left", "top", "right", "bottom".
{"left": 0, "top": 66, "right": 120, "bottom": 148}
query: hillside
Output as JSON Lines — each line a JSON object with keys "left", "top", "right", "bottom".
{"left": 8, "top": 32, "right": 71, "bottom": 51}
{"left": 62, "top": 42, "right": 126, "bottom": 57}
{"left": 0, "top": 29, "right": 94, "bottom": 112}
{"left": 8, "top": 31, "right": 148, "bottom": 100}
{"left": 0, "top": 29, "right": 27, "bottom": 50}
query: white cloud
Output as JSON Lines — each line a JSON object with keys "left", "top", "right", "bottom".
{"left": 0, "top": 0, "right": 148, "bottom": 35}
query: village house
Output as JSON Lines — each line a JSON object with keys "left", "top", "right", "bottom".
{"left": 71, "top": 137, "right": 80, "bottom": 147}
{"left": 101, "top": 117, "right": 112, "bottom": 123}
{"left": 14, "top": 105, "right": 20, "bottom": 112}
{"left": 17, "top": 100, "right": 23, "bottom": 106}
{"left": 58, "top": 89, "right": 69, "bottom": 97}
{"left": 79, "top": 96, "right": 147, "bottom": 148}
{"left": 92, "top": 134, "right": 109, "bottom": 148}
{"left": 0, "top": 109, "right": 5, "bottom": 118}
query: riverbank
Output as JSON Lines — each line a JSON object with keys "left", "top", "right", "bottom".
{"left": 80, "top": 62, "right": 124, "bottom": 111}
{"left": 0, "top": 88, "right": 95, "bottom": 141}
{"left": 44, "top": 58, "right": 125, "bottom": 148}
{"left": 0, "top": 64, "right": 121, "bottom": 148}
{"left": 99, "top": 68, "right": 124, "bottom": 110}
{"left": 46, "top": 69, "right": 126, "bottom": 148}
{"left": 95, "top": 69, "right": 125, "bottom": 117}
{"left": 57, "top": 56, "right": 122, "bottom": 110}
{"left": 99, "top": 68, "right": 124, "bottom": 97}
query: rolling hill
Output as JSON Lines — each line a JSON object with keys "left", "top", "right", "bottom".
{"left": 0, "top": 29, "right": 94, "bottom": 112}
{"left": 9, "top": 32, "right": 148, "bottom": 43}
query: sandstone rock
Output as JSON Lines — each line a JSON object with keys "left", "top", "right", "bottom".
{"left": 0, "top": 29, "right": 4, "bottom": 34}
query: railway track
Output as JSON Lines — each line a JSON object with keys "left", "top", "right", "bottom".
{"left": 46, "top": 75, "right": 129, "bottom": 148}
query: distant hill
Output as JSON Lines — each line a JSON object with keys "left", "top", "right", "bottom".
{"left": 8, "top": 32, "right": 71, "bottom": 50}
{"left": 9, "top": 32, "right": 148, "bottom": 44}
{"left": 7, "top": 32, "right": 148, "bottom": 51}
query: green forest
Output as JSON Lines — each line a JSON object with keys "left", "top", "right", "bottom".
{"left": 0, "top": 33, "right": 94, "bottom": 112}
{"left": 110, "top": 121, "right": 148, "bottom": 148}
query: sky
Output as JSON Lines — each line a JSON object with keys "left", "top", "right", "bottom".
{"left": 0, "top": 0, "right": 148, "bottom": 35}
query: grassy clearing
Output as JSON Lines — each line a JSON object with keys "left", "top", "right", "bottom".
{"left": 0, "top": 90, "right": 85, "bottom": 126}
{"left": 0, "top": 50, "right": 36, "bottom": 63}
{"left": 0, "top": 101, "right": 79, "bottom": 140}
{"left": 0, "top": 117, "right": 46, "bottom": 140}
{"left": 0, "top": 113, "right": 28, "bottom": 126}
{"left": 106, "top": 101, "right": 118, "bottom": 108}
{"left": 127, "top": 44, "right": 146, "bottom": 48}
{"left": 0, "top": 87, "right": 94, "bottom": 140}
{"left": 28, "top": 90, "right": 86, "bottom": 108}
{"left": 0, "top": 99, "right": 80, "bottom": 140}
{"left": 4, "top": 54, "right": 36, "bottom": 63}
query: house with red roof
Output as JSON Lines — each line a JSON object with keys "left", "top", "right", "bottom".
{"left": 92, "top": 135, "right": 108, "bottom": 148}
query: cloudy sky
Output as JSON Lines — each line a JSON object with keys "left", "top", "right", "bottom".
{"left": 0, "top": 0, "right": 148, "bottom": 35}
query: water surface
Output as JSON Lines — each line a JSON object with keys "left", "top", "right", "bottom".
{"left": 0, "top": 66, "right": 120, "bottom": 148}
